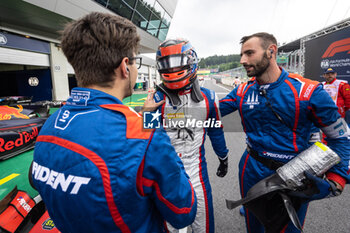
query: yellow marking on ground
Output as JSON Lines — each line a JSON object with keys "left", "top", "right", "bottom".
{"left": 127, "top": 105, "right": 143, "bottom": 107}
{"left": 125, "top": 102, "right": 144, "bottom": 107}
{"left": 0, "top": 173, "right": 20, "bottom": 186}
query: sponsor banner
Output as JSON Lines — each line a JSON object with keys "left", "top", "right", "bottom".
{"left": 197, "top": 69, "right": 211, "bottom": 75}
{"left": 0, "top": 31, "right": 50, "bottom": 54}
{"left": 277, "top": 55, "right": 289, "bottom": 64}
{"left": 305, "top": 26, "right": 350, "bottom": 82}
{"left": 0, "top": 118, "right": 46, "bottom": 160}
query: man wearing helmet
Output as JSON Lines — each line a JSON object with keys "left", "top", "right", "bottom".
{"left": 143, "top": 39, "right": 229, "bottom": 233}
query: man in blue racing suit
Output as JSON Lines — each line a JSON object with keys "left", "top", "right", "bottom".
{"left": 32, "top": 12, "right": 197, "bottom": 233}
{"left": 220, "top": 32, "right": 350, "bottom": 233}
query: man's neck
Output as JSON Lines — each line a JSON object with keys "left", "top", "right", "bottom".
{"left": 326, "top": 78, "right": 336, "bottom": 84}
{"left": 256, "top": 64, "right": 281, "bottom": 85}
{"left": 86, "top": 80, "right": 127, "bottom": 102}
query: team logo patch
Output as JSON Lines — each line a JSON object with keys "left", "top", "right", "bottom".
{"left": 42, "top": 218, "right": 56, "bottom": 230}
{"left": 245, "top": 92, "right": 259, "bottom": 109}
{"left": 334, "top": 122, "right": 345, "bottom": 136}
{"left": 143, "top": 110, "right": 161, "bottom": 129}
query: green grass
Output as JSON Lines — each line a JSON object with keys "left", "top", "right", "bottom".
{"left": 122, "top": 93, "right": 147, "bottom": 108}
{"left": 0, "top": 150, "right": 38, "bottom": 200}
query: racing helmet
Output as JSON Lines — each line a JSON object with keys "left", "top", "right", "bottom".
{"left": 156, "top": 39, "right": 199, "bottom": 90}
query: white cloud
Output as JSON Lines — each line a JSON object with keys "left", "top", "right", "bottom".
{"left": 167, "top": 0, "right": 350, "bottom": 57}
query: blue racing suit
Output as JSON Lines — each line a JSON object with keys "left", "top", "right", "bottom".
{"left": 220, "top": 68, "right": 350, "bottom": 233}
{"left": 32, "top": 88, "right": 197, "bottom": 233}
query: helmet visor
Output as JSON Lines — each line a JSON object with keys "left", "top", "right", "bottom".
{"left": 157, "top": 54, "right": 193, "bottom": 72}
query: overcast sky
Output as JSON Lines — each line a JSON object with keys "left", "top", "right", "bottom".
{"left": 166, "top": 0, "right": 350, "bottom": 58}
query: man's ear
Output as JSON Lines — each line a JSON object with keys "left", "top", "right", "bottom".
{"left": 268, "top": 44, "right": 277, "bottom": 58}
{"left": 119, "top": 57, "right": 129, "bottom": 79}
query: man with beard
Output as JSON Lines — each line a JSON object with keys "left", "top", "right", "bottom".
{"left": 220, "top": 32, "right": 350, "bottom": 233}
{"left": 322, "top": 68, "right": 350, "bottom": 125}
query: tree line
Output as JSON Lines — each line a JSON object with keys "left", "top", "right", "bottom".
{"left": 198, "top": 54, "right": 241, "bottom": 72}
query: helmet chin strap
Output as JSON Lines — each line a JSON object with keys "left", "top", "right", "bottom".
{"left": 156, "top": 78, "right": 203, "bottom": 107}
{"left": 156, "top": 83, "right": 182, "bottom": 106}
{"left": 190, "top": 78, "right": 204, "bottom": 103}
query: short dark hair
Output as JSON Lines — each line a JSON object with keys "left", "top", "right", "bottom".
{"left": 61, "top": 12, "right": 140, "bottom": 87}
{"left": 240, "top": 32, "right": 277, "bottom": 50}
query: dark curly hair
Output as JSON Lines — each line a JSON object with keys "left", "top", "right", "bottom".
{"left": 240, "top": 32, "right": 277, "bottom": 50}
{"left": 61, "top": 12, "right": 140, "bottom": 87}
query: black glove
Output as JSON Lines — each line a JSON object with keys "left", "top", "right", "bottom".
{"left": 289, "top": 171, "right": 342, "bottom": 201}
{"left": 216, "top": 157, "right": 228, "bottom": 177}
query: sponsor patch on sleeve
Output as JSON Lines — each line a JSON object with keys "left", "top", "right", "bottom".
{"left": 322, "top": 118, "right": 349, "bottom": 139}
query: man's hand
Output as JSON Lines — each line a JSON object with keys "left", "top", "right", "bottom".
{"left": 216, "top": 157, "right": 228, "bottom": 177}
{"left": 289, "top": 171, "right": 342, "bottom": 201}
{"left": 139, "top": 89, "right": 165, "bottom": 115}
